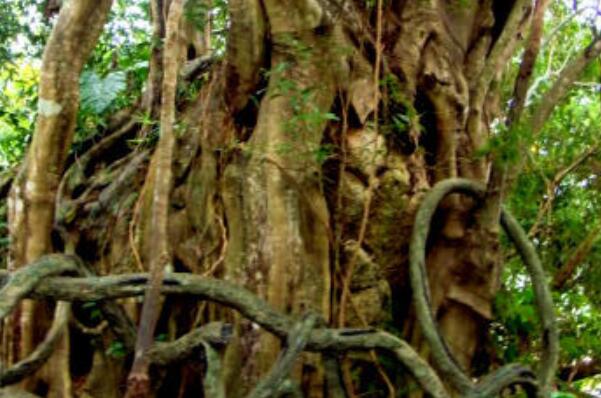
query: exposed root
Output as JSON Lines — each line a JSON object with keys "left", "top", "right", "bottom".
{"left": 0, "top": 256, "right": 82, "bottom": 388}
{"left": 0, "top": 255, "right": 83, "bottom": 319}
{"left": 70, "top": 317, "right": 108, "bottom": 336}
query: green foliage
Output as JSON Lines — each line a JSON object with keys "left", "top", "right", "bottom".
{"left": 185, "top": 0, "right": 211, "bottom": 29}
{"left": 491, "top": 5, "right": 601, "bottom": 395}
{"left": 380, "top": 73, "right": 419, "bottom": 139}
{"left": 477, "top": 121, "right": 533, "bottom": 166}
{"left": 0, "top": 0, "right": 49, "bottom": 64}
{"left": 0, "top": 62, "right": 38, "bottom": 168}
{"left": 106, "top": 341, "right": 126, "bottom": 358}
{"left": 80, "top": 71, "right": 127, "bottom": 115}
{"left": 81, "top": 301, "right": 103, "bottom": 321}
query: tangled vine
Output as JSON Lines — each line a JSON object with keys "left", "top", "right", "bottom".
{"left": 0, "top": 179, "right": 558, "bottom": 397}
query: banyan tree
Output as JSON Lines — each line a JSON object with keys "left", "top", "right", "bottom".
{"left": 1, "top": 0, "right": 600, "bottom": 397}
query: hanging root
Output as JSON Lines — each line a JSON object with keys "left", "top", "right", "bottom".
{"left": 409, "top": 178, "right": 558, "bottom": 397}
{"left": 500, "top": 209, "right": 559, "bottom": 392}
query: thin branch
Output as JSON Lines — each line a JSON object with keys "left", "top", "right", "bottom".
{"left": 542, "top": 6, "right": 600, "bottom": 49}
{"left": 528, "top": 143, "right": 599, "bottom": 238}
{"left": 559, "top": 357, "right": 601, "bottom": 383}
{"left": 337, "top": 3, "right": 393, "bottom": 395}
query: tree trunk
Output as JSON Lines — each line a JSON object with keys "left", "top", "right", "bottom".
{"left": 6, "top": 1, "right": 113, "bottom": 396}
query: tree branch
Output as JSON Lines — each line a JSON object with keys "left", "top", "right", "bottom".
{"left": 531, "top": 36, "right": 601, "bottom": 134}
{"left": 559, "top": 357, "right": 601, "bottom": 383}
{"left": 508, "top": 0, "right": 551, "bottom": 125}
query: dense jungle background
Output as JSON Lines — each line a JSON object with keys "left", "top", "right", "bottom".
{"left": 0, "top": 0, "right": 600, "bottom": 397}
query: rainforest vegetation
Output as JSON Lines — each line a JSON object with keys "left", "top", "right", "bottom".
{"left": 0, "top": 0, "right": 600, "bottom": 397}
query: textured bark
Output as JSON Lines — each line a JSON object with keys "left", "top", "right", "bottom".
{"left": 221, "top": 2, "right": 340, "bottom": 394}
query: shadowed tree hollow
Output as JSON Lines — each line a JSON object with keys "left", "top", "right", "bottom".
{"left": 1, "top": 0, "right": 600, "bottom": 397}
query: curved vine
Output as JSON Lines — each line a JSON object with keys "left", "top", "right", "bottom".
{"left": 409, "top": 178, "right": 559, "bottom": 397}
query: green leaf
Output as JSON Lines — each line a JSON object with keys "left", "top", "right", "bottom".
{"left": 106, "top": 341, "right": 126, "bottom": 358}
{"left": 80, "top": 70, "right": 126, "bottom": 114}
